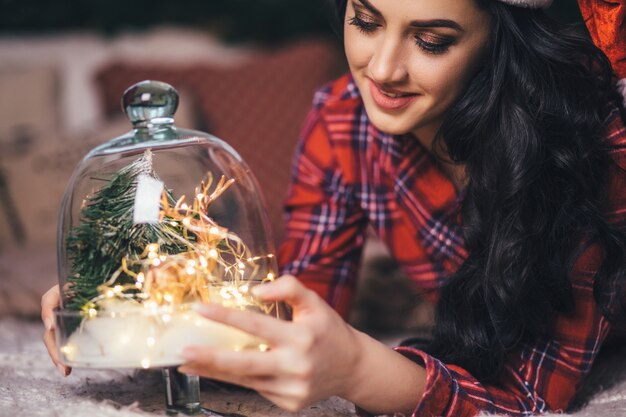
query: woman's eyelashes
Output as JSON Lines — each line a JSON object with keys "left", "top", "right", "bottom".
{"left": 348, "top": 11, "right": 455, "bottom": 56}
{"left": 414, "top": 33, "right": 455, "bottom": 55}
{"left": 348, "top": 13, "right": 379, "bottom": 33}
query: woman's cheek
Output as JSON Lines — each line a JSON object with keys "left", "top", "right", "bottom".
{"left": 344, "top": 32, "right": 374, "bottom": 70}
{"left": 413, "top": 53, "right": 478, "bottom": 107}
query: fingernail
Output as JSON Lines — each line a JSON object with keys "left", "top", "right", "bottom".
{"left": 192, "top": 303, "right": 217, "bottom": 315}
{"left": 251, "top": 285, "right": 269, "bottom": 297}
{"left": 181, "top": 347, "right": 198, "bottom": 360}
{"left": 178, "top": 366, "right": 197, "bottom": 376}
{"left": 57, "top": 364, "right": 68, "bottom": 377}
{"left": 44, "top": 318, "right": 53, "bottom": 331}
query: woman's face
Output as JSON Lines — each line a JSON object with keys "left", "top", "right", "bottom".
{"left": 343, "top": 0, "right": 491, "bottom": 139}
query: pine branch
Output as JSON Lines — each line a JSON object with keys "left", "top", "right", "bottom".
{"left": 65, "top": 151, "right": 189, "bottom": 311}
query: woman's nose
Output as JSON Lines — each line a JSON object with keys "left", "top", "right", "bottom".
{"left": 368, "top": 35, "right": 409, "bottom": 84}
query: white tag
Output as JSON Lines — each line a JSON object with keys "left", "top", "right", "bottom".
{"left": 133, "top": 174, "right": 164, "bottom": 224}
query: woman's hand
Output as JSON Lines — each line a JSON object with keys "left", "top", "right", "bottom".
{"left": 41, "top": 285, "right": 71, "bottom": 376}
{"left": 178, "top": 275, "right": 363, "bottom": 412}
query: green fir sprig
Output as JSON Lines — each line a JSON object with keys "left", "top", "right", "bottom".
{"left": 64, "top": 150, "right": 189, "bottom": 311}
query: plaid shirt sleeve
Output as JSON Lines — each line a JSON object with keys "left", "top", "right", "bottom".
{"left": 358, "top": 103, "right": 626, "bottom": 417}
{"left": 278, "top": 83, "right": 368, "bottom": 319}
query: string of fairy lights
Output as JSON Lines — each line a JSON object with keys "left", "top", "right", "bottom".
{"left": 59, "top": 160, "right": 276, "bottom": 368}
{"left": 82, "top": 171, "right": 276, "bottom": 316}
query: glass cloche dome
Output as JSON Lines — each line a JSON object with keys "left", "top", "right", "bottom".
{"left": 55, "top": 80, "right": 288, "bottom": 369}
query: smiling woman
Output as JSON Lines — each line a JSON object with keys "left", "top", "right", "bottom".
{"left": 342, "top": 0, "right": 493, "bottom": 189}
{"left": 275, "top": 0, "right": 625, "bottom": 415}
{"left": 344, "top": 0, "right": 490, "bottom": 144}
{"left": 40, "top": 0, "right": 626, "bottom": 416}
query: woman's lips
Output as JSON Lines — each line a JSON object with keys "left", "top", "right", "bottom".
{"left": 369, "top": 79, "right": 419, "bottom": 110}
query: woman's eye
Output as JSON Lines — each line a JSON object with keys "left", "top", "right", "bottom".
{"left": 414, "top": 35, "right": 454, "bottom": 55}
{"left": 348, "top": 14, "right": 379, "bottom": 34}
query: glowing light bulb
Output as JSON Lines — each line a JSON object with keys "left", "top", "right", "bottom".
{"left": 258, "top": 344, "right": 269, "bottom": 352}
{"left": 182, "top": 217, "right": 191, "bottom": 227}
{"left": 60, "top": 345, "right": 74, "bottom": 355}
{"left": 146, "top": 301, "right": 158, "bottom": 313}
{"left": 113, "top": 285, "right": 123, "bottom": 293}
{"left": 220, "top": 288, "right": 232, "bottom": 299}
{"left": 162, "top": 314, "right": 171, "bottom": 324}
{"left": 141, "top": 358, "right": 151, "bottom": 369}
{"left": 266, "top": 272, "right": 275, "bottom": 280}
{"left": 137, "top": 273, "right": 145, "bottom": 283}
{"left": 106, "top": 290, "right": 114, "bottom": 298}
{"left": 181, "top": 203, "right": 189, "bottom": 210}
{"left": 152, "top": 258, "right": 161, "bottom": 267}
{"left": 208, "top": 249, "right": 218, "bottom": 259}
{"left": 146, "top": 337, "right": 156, "bottom": 347}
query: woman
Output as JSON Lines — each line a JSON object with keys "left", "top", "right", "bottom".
{"left": 42, "top": 0, "right": 626, "bottom": 415}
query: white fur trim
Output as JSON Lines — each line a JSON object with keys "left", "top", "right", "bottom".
{"left": 618, "top": 79, "right": 626, "bottom": 108}
{"left": 498, "top": 0, "right": 553, "bottom": 8}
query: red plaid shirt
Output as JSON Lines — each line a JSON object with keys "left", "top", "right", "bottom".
{"left": 278, "top": 74, "right": 626, "bottom": 417}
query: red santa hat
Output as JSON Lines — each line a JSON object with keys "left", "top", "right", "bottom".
{"left": 578, "top": 0, "right": 626, "bottom": 106}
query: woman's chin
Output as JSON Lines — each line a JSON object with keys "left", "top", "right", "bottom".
{"left": 366, "top": 115, "right": 414, "bottom": 136}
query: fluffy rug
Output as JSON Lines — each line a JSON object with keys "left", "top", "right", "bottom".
{"left": 1, "top": 317, "right": 625, "bottom": 417}
{"left": 0, "top": 318, "right": 354, "bottom": 417}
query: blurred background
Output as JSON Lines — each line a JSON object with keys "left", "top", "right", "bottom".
{"left": 0, "top": 0, "right": 585, "bottom": 332}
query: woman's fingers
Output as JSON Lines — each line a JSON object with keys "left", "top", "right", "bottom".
{"left": 43, "top": 328, "right": 70, "bottom": 376}
{"left": 194, "top": 304, "right": 294, "bottom": 345}
{"left": 181, "top": 347, "right": 279, "bottom": 377}
{"left": 253, "top": 275, "right": 320, "bottom": 312}
{"left": 181, "top": 345, "right": 311, "bottom": 378}
{"left": 194, "top": 276, "right": 323, "bottom": 345}
{"left": 178, "top": 354, "right": 313, "bottom": 413}
{"left": 41, "top": 284, "right": 71, "bottom": 377}
{"left": 256, "top": 380, "right": 316, "bottom": 412}
{"left": 41, "top": 285, "right": 60, "bottom": 331}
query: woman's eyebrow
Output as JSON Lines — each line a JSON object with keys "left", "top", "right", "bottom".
{"left": 355, "top": 0, "right": 382, "bottom": 16}
{"left": 355, "top": 0, "right": 464, "bottom": 33}
{"left": 409, "top": 19, "right": 464, "bottom": 32}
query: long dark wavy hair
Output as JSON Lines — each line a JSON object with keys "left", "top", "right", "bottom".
{"left": 333, "top": 0, "right": 626, "bottom": 383}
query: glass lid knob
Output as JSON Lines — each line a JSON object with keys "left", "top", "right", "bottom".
{"left": 122, "top": 80, "right": 179, "bottom": 127}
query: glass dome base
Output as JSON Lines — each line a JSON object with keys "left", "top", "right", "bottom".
{"left": 54, "top": 304, "right": 270, "bottom": 369}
